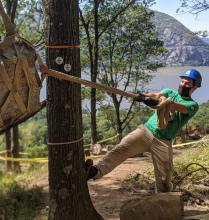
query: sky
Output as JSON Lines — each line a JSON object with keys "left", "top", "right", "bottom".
{"left": 150, "top": 0, "right": 209, "bottom": 33}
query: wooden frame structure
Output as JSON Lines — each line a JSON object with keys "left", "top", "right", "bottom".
{"left": 0, "top": 1, "right": 42, "bottom": 132}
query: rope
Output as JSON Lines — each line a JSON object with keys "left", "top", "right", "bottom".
{"left": 84, "top": 134, "right": 119, "bottom": 147}
{"left": 48, "top": 137, "right": 83, "bottom": 146}
{"left": 45, "top": 45, "right": 80, "bottom": 49}
{"left": 0, "top": 155, "right": 99, "bottom": 163}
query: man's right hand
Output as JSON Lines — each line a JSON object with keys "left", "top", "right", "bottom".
{"left": 133, "top": 92, "right": 146, "bottom": 102}
{"left": 143, "top": 96, "right": 159, "bottom": 107}
{"left": 134, "top": 92, "right": 159, "bottom": 108}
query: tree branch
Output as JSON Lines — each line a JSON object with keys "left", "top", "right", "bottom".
{"left": 98, "top": 0, "right": 136, "bottom": 38}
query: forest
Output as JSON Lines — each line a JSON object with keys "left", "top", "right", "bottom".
{"left": 0, "top": 0, "right": 209, "bottom": 219}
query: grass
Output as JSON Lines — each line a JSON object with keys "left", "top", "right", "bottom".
{"left": 0, "top": 182, "right": 44, "bottom": 220}
{"left": 122, "top": 142, "right": 209, "bottom": 191}
{"left": 0, "top": 164, "right": 47, "bottom": 220}
{"left": 173, "top": 143, "right": 209, "bottom": 184}
{"left": 0, "top": 141, "right": 208, "bottom": 219}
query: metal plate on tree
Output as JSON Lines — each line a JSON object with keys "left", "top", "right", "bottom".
{"left": 64, "top": 64, "right": 71, "bottom": 72}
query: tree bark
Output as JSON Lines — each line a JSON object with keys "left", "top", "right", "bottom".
{"left": 112, "top": 94, "right": 123, "bottom": 140}
{"left": 5, "top": 130, "right": 12, "bottom": 171}
{"left": 5, "top": 0, "right": 18, "bottom": 22}
{"left": 11, "top": 126, "right": 21, "bottom": 173}
{"left": 46, "top": 0, "right": 103, "bottom": 219}
{"left": 90, "top": 0, "right": 100, "bottom": 144}
{"left": 90, "top": 87, "right": 97, "bottom": 144}
{"left": 2, "top": 0, "right": 20, "bottom": 172}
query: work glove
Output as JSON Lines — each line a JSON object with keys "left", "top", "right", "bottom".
{"left": 134, "top": 92, "right": 159, "bottom": 108}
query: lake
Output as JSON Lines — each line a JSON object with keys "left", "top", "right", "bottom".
{"left": 40, "top": 66, "right": 209, "bottom": 104}
{"left": 147, "top": 66, "right": 209, "bottom": 104}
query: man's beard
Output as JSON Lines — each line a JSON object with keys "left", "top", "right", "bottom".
{"left": 178, "top": 85, "right": 191, "bottom": 98}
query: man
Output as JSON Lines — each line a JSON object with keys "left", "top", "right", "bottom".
{"left": 86, "top": 69, "right": 202, "bottom": 192}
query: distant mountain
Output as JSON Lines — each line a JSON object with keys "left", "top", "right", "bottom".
{"left": 152, "top": 11, "right": 209, "bottom": 66}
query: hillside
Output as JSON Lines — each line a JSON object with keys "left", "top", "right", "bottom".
{"left": 189, "top": 100, "right": 209, "bottom": 128}
{"left": 202, "top": 37, "right": 209, "bottom": 44}
{"left": 152, "top": 11, "right": 209, "bottom": 66}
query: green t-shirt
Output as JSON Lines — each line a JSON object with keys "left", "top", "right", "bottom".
{"left": 145, "top": 88, "right": 199, "bottom": 141}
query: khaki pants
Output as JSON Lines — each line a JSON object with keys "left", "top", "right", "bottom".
{"left": 95, "top": 124, "right": 173, "bottom": 192}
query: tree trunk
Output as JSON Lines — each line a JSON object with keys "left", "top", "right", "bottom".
{"left": 46, "top": 0, "right": 103, "bottom": 219}
{"left": 11, "top": 126, "right": 21, "bottom": 173}
{"left": 90, "top": 0, "right": 99, "bottom": 144}
{"left": 90, "top": 87, "right": 97, "bottom": 144}
{"left": 5, "top": 130, "right": 12, "bottom": 171}
{"left": 112, "top": 94, "right": 123, "bottom": 140}
{"left": 5, "top": 0, "right": 18, "bottom": 22}
{"left": 3, "top": 0, "right": 20, "bottom": 172}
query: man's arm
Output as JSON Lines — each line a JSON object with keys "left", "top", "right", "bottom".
{"left": 145, "top": 92, "right": 188, "bottom": 114}
{"left": 144, "top": 92, "right": 164, "bottom": 99}
{"left": 169, "top": 102, "right": 188, "bottom": 114}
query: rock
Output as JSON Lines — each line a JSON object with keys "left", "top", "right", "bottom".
{"left": 120, "top": 192, "right": 183, "bottom": 220}
{"left": 91, "top": 144, "right": 102, "bottom": 155}
{"left": 106, "top": 145, "right": 114, "bottom": 151}
{"left": 189, "top": 133, "right": 201, "bottom": 140}
{"left": 183, "top": 213, "right": 209, "bottom": 220}
{"left": 100, "top": 147, "right": 108, "bottom": 155}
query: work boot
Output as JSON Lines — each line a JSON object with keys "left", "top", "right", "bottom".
{"left": 85, "top": 159, "right": 98, "bottom": 180}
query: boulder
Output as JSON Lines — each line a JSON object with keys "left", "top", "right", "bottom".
{"left": 91, "top": 144, "right": 102, "bottom": 155}
{"left": 120, "top": 192, "right": 183, "bottom": 220}
{"left": 100, "top": 147, "right": 108, "bottom": 155}
{"left": 183, "top": 213, "right": 209, "bottom": 220}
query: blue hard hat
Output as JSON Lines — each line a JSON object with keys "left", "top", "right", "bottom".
{"left": 180, "top": 69, "right": 202, "bottom": 87}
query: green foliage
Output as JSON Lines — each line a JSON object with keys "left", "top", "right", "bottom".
{"left": 174, "top": 142, "right": 209, "bottom": 183}
{"left": 16, "top": 0, "right": 43, "bottom": 43}
{"left": 82, "top": 109, "right": 92, "bottom": 144}
{"left": 189, "top": 101, "right": 209, "bottom": 127}
{"left": 0, "top": 181, "right": 43, "bottom": 220}
{"left": 81, "top": 86, "right": 106, "bottom": 102}
{"left": 188, "top": 100, "right": 209, "bottom": 128}
{"left": 80, "top": 1, "right": 165, "bottom": 137}
{"left": 83, "top": 107, "right": 117, "bottom": 144}
{"left": 0, "top": 135, "right": 5, "bottom": 150}
{"left": 0, "top": 163, "right": 47, "bottom": 219}
{"left": 0, "top": 105, "right": 153, "bottom": 150}
{"left": 97, "top": 105, "right": 118, "bottom": 138}
{"left": 25, "top": 145, "right": 48, "bottom": 158}
{"left": 123, "top": 105, "right": 153, "bottom": 134}
{"left": 82, "top": 104, "right": 154, "bottom": 144}
{"left": 124, "top": 170, "right": 155, "bottom": 190}
{"left": 19, "top": 108, "right": 47, "bottom": 149}
{"left": 0, "top": 0, "right": 43, "bottom": 43}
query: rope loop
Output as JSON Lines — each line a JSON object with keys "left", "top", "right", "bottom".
{"left": 48, "top": 137, "right": 83, "bottom": 146}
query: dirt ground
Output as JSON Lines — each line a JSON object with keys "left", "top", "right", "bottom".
{"left": 33, "top": 148, "right": 209, "bottom": 220}
{"left": 88, "top": 156, "right": 154, "bottom": 220}
{"left": 88, "top": 149, "right": 209, "bottom": 220}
